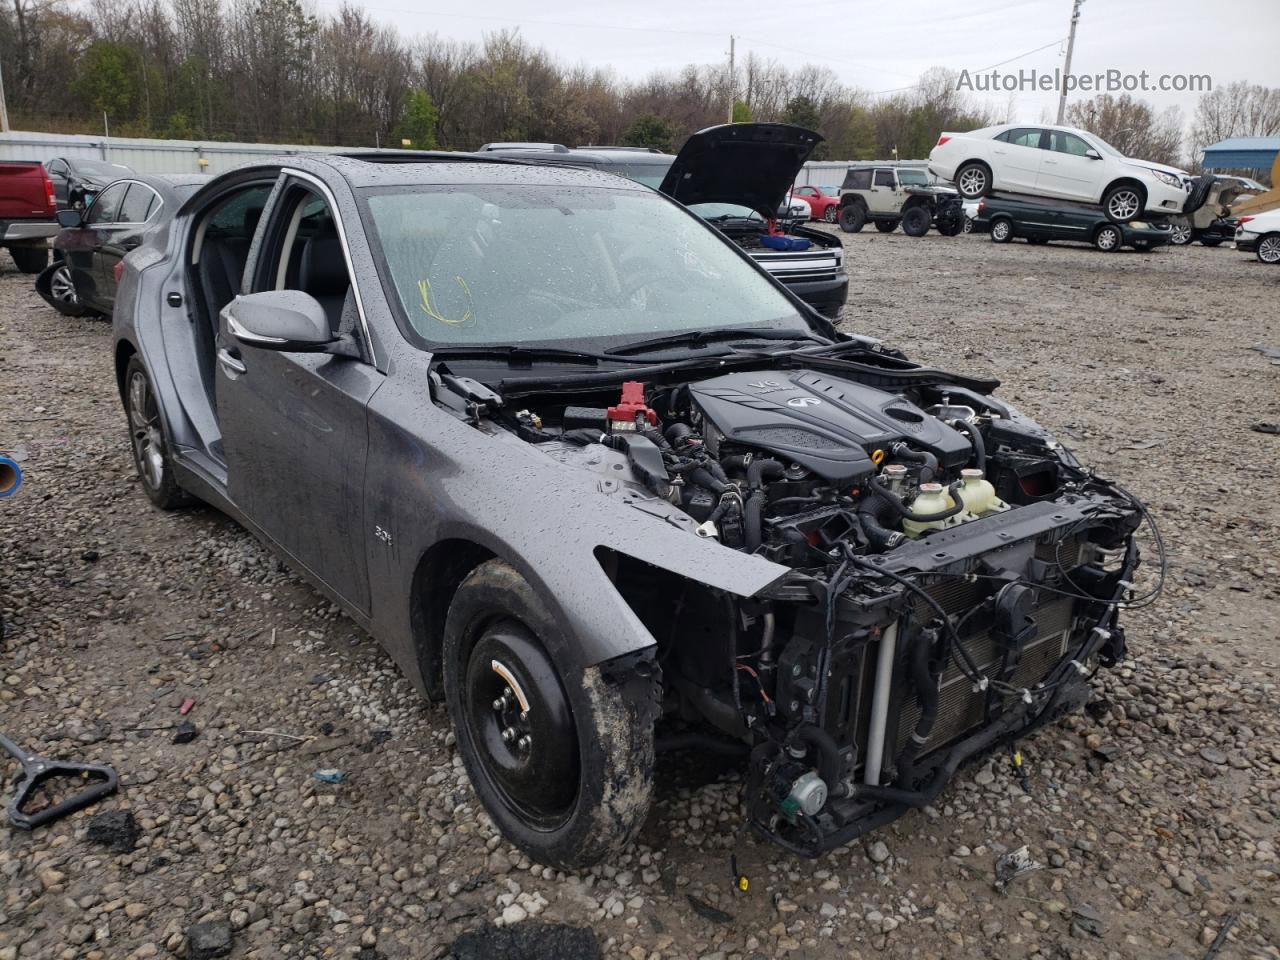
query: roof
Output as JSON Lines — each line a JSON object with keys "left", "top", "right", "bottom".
{"left": 317, "top": 154, "right": 657, "bottom": 190}
{"left": 476, "top": 146, "right": 675, "bottom": 166}
{"left": 1201, "top": 136, "right": 1280, "bottom": 169}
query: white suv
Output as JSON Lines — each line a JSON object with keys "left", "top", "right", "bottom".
{"left": 928, "top": 123, "right": 1192, "bottom": 223}
{"left": 1235, "top": 208, "right": 1280, "bottom": 264}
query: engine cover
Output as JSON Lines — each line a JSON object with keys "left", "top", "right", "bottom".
{"left": 689, "top": 369, "right": 970, "bottom": 483}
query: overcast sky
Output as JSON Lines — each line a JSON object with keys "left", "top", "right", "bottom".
{"left": 317, "top": 0, "right": 1280, "bottom": 124}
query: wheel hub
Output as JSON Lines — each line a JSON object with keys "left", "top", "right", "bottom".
{"left": 51, "top": 266, "right": 77, "bottom": 303}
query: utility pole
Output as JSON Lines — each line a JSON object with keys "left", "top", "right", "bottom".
{"left": 1056, "top": 0, "right": 1084, "bottom": 124}
{"left": 0, "top": 62, "right": 10, "bottom": 133}
{"left": 727, "top": 35, "right": 735, "bottom": 123}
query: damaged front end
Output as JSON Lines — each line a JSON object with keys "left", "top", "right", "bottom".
{"left": 442, "top": 348, "right": 1154, "bottom": 858}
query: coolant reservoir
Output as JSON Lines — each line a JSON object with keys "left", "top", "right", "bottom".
{"left": 902, "top": 482, "right": 957, "bottom": 539}
{"left": 956, "top": 468, "right": 1009, "bottom": 517}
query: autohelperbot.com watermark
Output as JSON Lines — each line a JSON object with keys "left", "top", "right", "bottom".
{"left": 957, "top": 68, "right": 1212, "bottom": 95}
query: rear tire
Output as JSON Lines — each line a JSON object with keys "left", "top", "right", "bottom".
{"left": 443, "top": 559, "right": 657, "bottom": 870}
{"left": 1094, "top": 224, "right": 1122, "bottom": 251}
{"left": 1102, "top": 184, "right": 1144, "bottom": 223}
{"left": 989, "top": 218, "right": 1013, "bottom": 243}
{"left": 1258, "top": 234, "right": 1280, "bottom": 264}
{"left": 901, "top": 206, "right": 931, "bottom": 237}
{"left": 838, "top": 203, "right": 867, "bottom": 233}
{"left": 1169, "top": 220, "right": 1193, "bottom": 245}
{"left": 1198, "top": 238, "right": 1223, "bottom": 248}
{"left": 8, "top": 245, "right": 49, "bottom": 274}
{"left": 124, "top": 357, "right": 195, "bottom": 510}
{"left": 874, "top": 219, "right": 898, "bottom": 233}
{"left": 955, "top": 162, "right": 991, "bottom": 199}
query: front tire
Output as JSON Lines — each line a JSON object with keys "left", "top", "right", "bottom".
{"left": 990, "top": 218, "right": 1013, "bottom": 243}
{"left": 47, "top": 262, "right": 93, "bottom": 317}
{"left": 838, "top": 203, "right": 867, "bottom": 233}
{"left": 955, "top": 162, "right": 991, "bottom": 199}
{"left": 9, "top": 245, "right": 49, "bottom": 274}
{"left": 1258, "top": 234, "right": 1280, "bottom": 264}
{"left": 443, "top": 560, "right": 656, "bottom": 870}
{"left": 124, "top": 357, "right": 194, "bottom": 510}
{"left": 1102, "top": 184, "right": 1144, "bottom": 223}
{"left": 1094, "top": 224, "right": 1122, "bottom": 251}
{"left": 1169, "top": 220, "right": 1193, "bottom": 245}
{"left": 822, "top": 205, "right": 838, "bottom": 223}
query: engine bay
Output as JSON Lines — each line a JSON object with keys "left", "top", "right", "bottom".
{"left": 436, "top": 358, "right": 1154, "bottom": 855}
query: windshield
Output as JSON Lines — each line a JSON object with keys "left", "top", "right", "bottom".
{"left": 607, "top": 159, "right": 673, "bottom": 188}
{"left": 363, "top": 184, "right": 806, "bottom": 350}
{"left": 688, "top": 202, "right": 761, "bottom": 221}
{"left": 1085, "top": 133, "right": 1125, "bottom": 158}
{"left": 73, "top": 159, "right": 131, "bottom": 178}
{"left": 897, "top": 169, "right": 928, "bottom": 185}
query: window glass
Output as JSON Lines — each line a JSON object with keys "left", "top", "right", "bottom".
{"left": 119, "top": 184, "right": 160, "bottom": 224}
{"left": 843, "top": 169, "right": 873, "bottom": 190}
{"left": 363, "top": 183, "right": 806, "bottom": 349}
{"left": 1049, "top": 131, "right": 1091, "bottom": 156}
{"left": 897, "top": 169, "right": 928, "bottom": 185}
{"left": 1007, "top": 128, "right": 1044, "bottom": 149}
{"left": 608, "top": 160, "right": 673, "bottom": 188}
{"left": 873, "top": 170, "right": 895, "bottom": 187}
{"left": 207, "top": 185, "right": 273, "bottom": 239}
{"left": 48, "top": 159, "right": 67, "bottom": 175}
{"left": 86, "top": 183, "right": 127, "bottom": 224}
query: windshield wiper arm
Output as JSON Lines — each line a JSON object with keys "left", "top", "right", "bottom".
{"left": 428, "top": 344, "right": 655, "bottom": 365}
{"left": 604, "top": 328, "right": 824, "bottom": 357}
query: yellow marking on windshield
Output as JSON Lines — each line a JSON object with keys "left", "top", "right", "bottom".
{"left": 418, "top": 275, "right": 475, "bottom": 326}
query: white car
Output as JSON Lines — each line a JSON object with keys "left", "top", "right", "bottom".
{"left": 928, "top": 123, "right": 1192, "bottom": 223}
{"left": 1235, "top": 208, "right": 1280, "bottom": 264}
{"left": 782, "top": 193, "right": 812, "bottom": 220}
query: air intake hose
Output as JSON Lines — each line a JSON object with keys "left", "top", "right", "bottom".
{"left": 744, "top": 459, "right": 786, "bottom": 551}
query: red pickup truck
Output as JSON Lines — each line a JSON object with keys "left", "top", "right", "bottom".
{"left": 1, "top": 161, "right": 58, "bottom": 273}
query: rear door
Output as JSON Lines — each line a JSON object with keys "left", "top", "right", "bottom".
{"left": 215, "top": 176, "right": 379, "bottom": 614}
{"left": 96, "top": 181, "right": 162, "bottom": 303}
{"left": 992, "top": 127, "right": 1046, "bottom": 191}
{"left": 76, "top": 181, "right": 128, "bottom": 309}
{"left": 1037, "top": 131, "right": 1105, "bottom": 201}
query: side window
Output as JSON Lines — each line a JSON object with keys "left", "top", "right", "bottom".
{"left": 48, "top": 159, "right": 67, "bottom": 176}
{"left": 873, "top": 169, "right": 895, "bottom": 187}
{"left": 844, "top": 169, "right": 873, "bottom": 190}
{"left": 119, "top": 184, "right": 161, "bottom": 224}
{"left": 86, "top": 183, "right": 127, "bottom": 225}
{"left": 255, "top": 186, "right": 351, "bottom": 335}
{"left": 1008, "top": 128, "right": 1044, "bottom": 149}
{"left": 798, "top": 187, "right": 815, "bottom": 196}
{"left": 995, "top": 130, "right": 1010, "bottom": 143}
{"left": 206, "top": 185, "right": 273, "bottom": 242}
{"left": 1049, "top": 131, "right": 1091, "bottom": 156}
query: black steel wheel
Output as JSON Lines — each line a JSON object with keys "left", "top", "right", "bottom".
{"left": 443, "top": 559, "right": 657, "bottom": 869}
{"left": 838, "top": 203, "right": 866, "bottom": 233}
{"left": 124, "top": 356, "right": 194, "bottom": 509}
{"left": 901, "top": 206, "right": 931, "bottom": 237}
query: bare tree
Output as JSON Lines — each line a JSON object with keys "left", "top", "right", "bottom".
{"left": 1065, "top": 94, "right": 1182, "bottom": 166}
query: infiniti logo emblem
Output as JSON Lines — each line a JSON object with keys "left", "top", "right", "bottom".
{"left": 787, "top": 396, "right": 821, "bottom": 408}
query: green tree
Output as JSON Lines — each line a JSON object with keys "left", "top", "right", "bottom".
{"left": 75, "top": 40, "right": 142, "bottom": 120}
{"left": 396, "top": 88, "right": 439, "bottom": 148}
{"left": 732, "top": 99, "right": 752, "bottom": 123}
{"left": 623, "top": 114, "right": 674, "bottom": 152}
{"left": 783, "top": 94, "right": 820, "bottom": 130}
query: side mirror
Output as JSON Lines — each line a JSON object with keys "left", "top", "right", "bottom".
{"left": 56, "top": 209, "right": 83, "bottom": 228}
{"left": 1085, "top": 149, "right": 1101, "bottom": 160}
{"left": 224, "top": 290, "right": 335, "bottom": 352}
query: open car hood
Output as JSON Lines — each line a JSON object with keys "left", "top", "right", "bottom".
{"left": 660, "top": 123, "right": 823, "bottom": 219}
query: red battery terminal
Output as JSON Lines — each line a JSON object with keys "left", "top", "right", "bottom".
{"left": 607, "top": 381, "right": 658, "bottom": 431}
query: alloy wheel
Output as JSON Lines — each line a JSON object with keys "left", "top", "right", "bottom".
{"left": 1259, "top": 236, "right": 1280, "bottom": 264}
{"left": 991, "top": 220, "right": 1011, "bottom": 242}
{"left": 823, "top": 205, "right": 837, "bottom": 223}
{"left": 50, "top": 264, "right": 78, "bottom": 304}
{"left": 1107, "top": 190, "right": 1140, "bottom": 221}
{"left": 1096, "top": 227, "right": 1120, "bottom": 251}
{"left": 1170, "top": 223, "right": 1192, "bottom": 245}
{"left": 958, "top": 167, "right": 986, "bottom": 197}
{"left": 128, "top": 371, "right": 166, "bottom": 491}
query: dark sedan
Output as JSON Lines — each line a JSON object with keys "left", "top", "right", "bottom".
{"left": 113, "top": 152, "right": 1148, "bottom": 869}
{"left": 976, "top": 194, "right": 1173, "bottom": 251}
{"left": 44, "top": 157, "right": 135, "bottom": 209}
{"left": 36, "top": 174, "right": 207, "bottom": 317}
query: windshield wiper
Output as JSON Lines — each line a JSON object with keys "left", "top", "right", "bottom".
{"left": 604, "top": 328, "right": 823, "bottom": 358}
{"left": 429, "top": 344, "right": 655, "bottom": 365}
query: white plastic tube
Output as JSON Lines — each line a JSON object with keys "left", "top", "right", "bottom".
{"left": 863, "top": 621, "right": 899, "bottom": 786}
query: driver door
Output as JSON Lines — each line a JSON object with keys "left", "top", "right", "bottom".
{"left": 215, "top": 178, "right": 381, "bottom": 614}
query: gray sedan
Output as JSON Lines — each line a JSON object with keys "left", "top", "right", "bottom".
{"left": 114, "top": 153, "right": 1147, "bottom": 868}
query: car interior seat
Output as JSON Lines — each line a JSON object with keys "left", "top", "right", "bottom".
{"left": 297, "top": 227, "right": 351, "bottom": 333}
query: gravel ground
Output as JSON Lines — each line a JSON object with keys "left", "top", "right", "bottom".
{"left": 1, "top": 232, "right": 1278, "bottom": 960}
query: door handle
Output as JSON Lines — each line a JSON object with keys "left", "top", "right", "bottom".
{"left": 1043, "top": 160, "right": 1057, "bottom": 165}
{"left": 123, "top": 238, "right": 140, "bottom": 250}
{"left": 217, "top": 348, "right": 246, "bottom": 377}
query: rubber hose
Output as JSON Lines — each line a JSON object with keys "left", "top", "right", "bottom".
{"left": 867, "top": 476, "right": 965, "bottom": 523}
{"left": 691, "top": 466, "right": 727, "bottom": 494}
{"left": 747, "top": 458, "right": 786, "bottom": 489}
{"left": 949, "top": 419, "right": 986, "bottom": 472}
{"left": 857, "top": 492, "right": 906, "bottom": 551}
{"left": 745, "top": 489, "right": 766, "bottom": 551}
{"left": 892, "top": 633, "right": 941, "bottom": 789}
{"left": 793, "top": 724, "right": 843, "bottom": 797}
{"left": 891, "top": 447, "right": 938, "bottom": 483}
{"left": 720, "top": 454, "right": 752, "bottom": 473}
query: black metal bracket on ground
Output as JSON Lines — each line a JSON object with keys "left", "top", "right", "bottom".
{"left": 0, "top": 732, "right": 119, "bottom": 830}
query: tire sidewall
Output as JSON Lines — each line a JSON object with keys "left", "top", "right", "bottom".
{"left": 1103, "top": 185, "right": 1143, "bottom": 223}
{"left": 1258, "top": 234, "right": 1280, "bottom": 264}
{"left": 990, "top": 218, "right": 1013, "bottom": 243}
{"left": 124, "top": 356, "right": 192, "bottom": 509}
{"left": 838, "top": 202, "right": 867, "bottom": 233}
{"left": 443, "top": 560, "right": 655, "bottom": 870}
{"left": 1095, "top": 225, "right": 1121, "bottom": 251}
{"left": 956, "top": 163, "right": 990, "bottom": 199}
{"left": 901, "top": 206, "right": 930, "bottom": 236}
